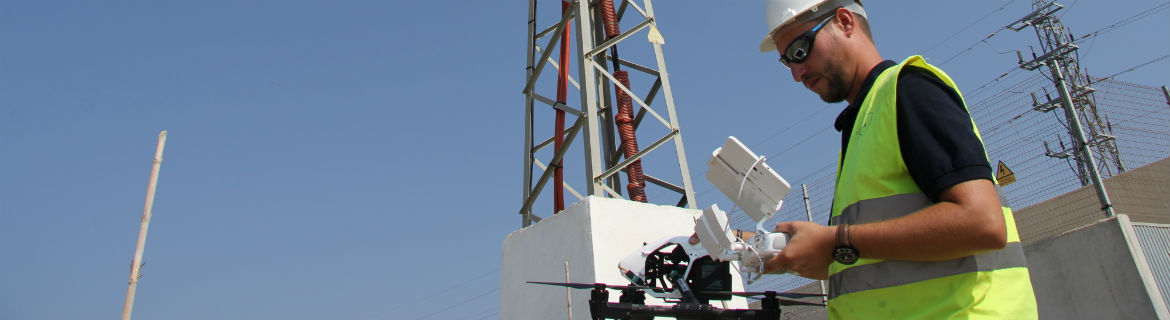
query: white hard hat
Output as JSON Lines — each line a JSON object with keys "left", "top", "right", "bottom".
{"left": 759, "top": 0, "right": 866, "bottom": 52}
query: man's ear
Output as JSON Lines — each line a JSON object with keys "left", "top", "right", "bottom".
{"left": 835, "top": 8, "right": 855, "bottom": 37}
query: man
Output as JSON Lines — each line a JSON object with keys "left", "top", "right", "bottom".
{"left": 757, "top": 0, "right": 1039, "bottom": 318}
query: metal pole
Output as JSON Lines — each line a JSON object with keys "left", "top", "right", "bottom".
{"left": 1163, "top": 85, "right": 1169, "bottom": 151}
{"left": 643, "top": 0, "right": 697, "bottom": 208}
{"left": 574, "top": 0, "right": 606, "bottom": 197}
{"left": 801, "top": 184, "right": 827, "bottom": 303}
{"left": 1046, "top": 60, "right": 1115, "bottom": 217}
{"left": 121, "top": 130, "right": 167, "bottom": 320}
{"left": 522, "top": 0, "right": 537, "bottom": 227}
{"left": 1161, "top": 85, "right": 1169, "bottom": 107}
{"left": 800, "top": 184, "right": 815, "bottom": 224}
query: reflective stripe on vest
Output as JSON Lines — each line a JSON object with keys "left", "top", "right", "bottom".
{"left": 827, "top": 193, "right": 1029, "bottom": 298}
{"left": 830, "top": 242, "right": 1027, "bottom": 298}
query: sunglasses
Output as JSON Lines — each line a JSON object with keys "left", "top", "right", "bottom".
{"left": 779, "top": 14, "right": 836, "bottom": 69}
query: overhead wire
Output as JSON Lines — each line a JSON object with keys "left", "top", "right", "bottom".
{"left": 462, "top": 301, "right": 502, "bottom": 319}
{"left": 362, "top": 268, "right": 499, "bottom": 319}
{"left": 1091, "top": 54, "right": 1170, "bottom": 83}
{"left": 413, "top": 287, "right": 500, "bottom": 320}
{"left": 472, "top": 310, "right": 500, "bottom": 320}
{"left": 920, "top": 0, "right": 1019, "bottom": 56}
{"left": 1073, "top": 1, "right": 1169, "bottom": 59}
{"left": 937, "top": 27, "right": 1013, "bottom": 67}
{"left": 1072, "top": 1, "right": 1170, "bottom": 43}
{"left": 752, "top": 106, "right": 835, "bottom": 147}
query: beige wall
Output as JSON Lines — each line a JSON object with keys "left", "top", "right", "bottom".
{"left": 1014, "top": 157, "right": 1170, "bottom": 244}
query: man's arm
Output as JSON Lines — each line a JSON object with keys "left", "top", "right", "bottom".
{"left": 848, "top": 178, "right": 1006, "bottom": 260}
{"left": 764, "top": 178, "right": 1006, "bottom": 279}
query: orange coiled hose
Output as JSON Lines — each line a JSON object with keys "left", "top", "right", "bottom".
{"left": 613, "top": 70, "right": 647, "bottom": 202}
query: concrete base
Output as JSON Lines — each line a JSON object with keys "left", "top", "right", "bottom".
{"left": 500, "top": 196, "right": 749, "bottom": 319}
{"left": 1025, "top": 214, "right": 1169, "bottom": 319}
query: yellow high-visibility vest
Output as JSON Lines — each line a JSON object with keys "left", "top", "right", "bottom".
{"left": 827, "top": 56, "right": 1038, "bottom": 319}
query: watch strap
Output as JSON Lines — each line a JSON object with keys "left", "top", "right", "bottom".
{"left": 836, "top": 224, "right": 850, "bottom": 248}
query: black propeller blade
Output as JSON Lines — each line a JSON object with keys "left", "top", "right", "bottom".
{"left": 761, "top": 298, "right": 827, "bottom": 307}
{"left": 528, "top": 282, "right": 825, "bottom": 307}
{"left": 527, "top": 281, "right": 654, "bottom": 291}
{"left": 699, "top": 290, "right": 826, "bottom": 299}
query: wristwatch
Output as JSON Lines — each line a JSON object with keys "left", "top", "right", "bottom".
{"left": 833, "top": 224, "right": 860, "bottom": 265}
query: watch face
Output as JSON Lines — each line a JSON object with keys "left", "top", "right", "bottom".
{"left": 834, "top": 247, "right": 859, "bottom": 265}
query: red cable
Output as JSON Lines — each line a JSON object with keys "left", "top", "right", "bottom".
{"left": 554, "top": 0, "right": 571, "bottom": 213}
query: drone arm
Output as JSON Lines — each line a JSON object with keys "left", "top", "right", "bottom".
{"left": 591, "top": 303, "right": 777, "bottom": 320}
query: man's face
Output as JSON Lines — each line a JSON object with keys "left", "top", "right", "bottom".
{"left": 770, "top": 13, "right": 851, "bottom": 103}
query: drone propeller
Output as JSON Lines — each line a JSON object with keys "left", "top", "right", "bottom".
{"left": 699, "top": 290, "right": 826, "bottom": 299}
{"left": 529, "top": 282, "right": 826, "bottom": 307}
{"left": 751, "top": 297, "right": 826, "bottom": 307}
{"left": 527, "top": 281, "right": 654, "bottom": 291}
{"left": 694, "top": 290, "right": 826, "bottom": 306}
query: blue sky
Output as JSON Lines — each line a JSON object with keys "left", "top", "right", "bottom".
{"left": 1, "top": 1, "right": 1166, "bottom": 319}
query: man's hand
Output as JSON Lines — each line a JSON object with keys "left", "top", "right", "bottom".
{"left": 763, "top": 221, "right": 835, "bottom": 280}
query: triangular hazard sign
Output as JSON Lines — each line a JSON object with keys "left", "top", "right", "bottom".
{"left": 996, "top": 161, "right": 1016, "bottom": 186}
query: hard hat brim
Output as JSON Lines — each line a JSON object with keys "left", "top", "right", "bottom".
{"left": 759, "top": 29, "right": 784, "bottom": 52}
{"left": 758, "top": 6, "right": 814, "bottom": 53}
{"left": 758, "top": 0, "right": 866, "bottom": 53}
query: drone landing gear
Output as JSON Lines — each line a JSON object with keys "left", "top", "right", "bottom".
{"left": 586, "top": 284, "right": 782, "bottom": 320}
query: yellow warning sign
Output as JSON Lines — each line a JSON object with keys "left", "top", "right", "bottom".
{"left": 996, "top": 161, "right": 1016, "bottom": 186}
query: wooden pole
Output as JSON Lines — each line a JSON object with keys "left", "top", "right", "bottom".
{"left": 121, "top": 130, "right": 167, "bottom": 320}
{"left": 565, "top": 261, "right": 573, "bottom": 320}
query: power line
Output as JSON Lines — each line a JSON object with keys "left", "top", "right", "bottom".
{"left": 764, "top": 126, "right": 834, "bottom": 161}
{"left": 937, "top": 30, "right": 1010, "bottom": 67}
{"left": 362, "top": 268, "right": 498, "bottom": 319}
{"left": 413, "top": 287, "right": 499, "bottom": 320}
{"left": 1074, "top": 1, "right": 1170, "bottom": 43}
{"left": 1091, "top": 54, "right": 1170, "bottom": 83}
{"left": 752, "top": 106, "right": 835, "bottom": 147}
{"left": 472, "top": 310, "right": 500, "bottom": 320}
{"left": 921, "top": 0, "right": 1019, "bottom": 56}
{"left": 967, "top": 66, "right": 1028, "bottom": 98}
{"left": 462, "top": 301, "right": 501, "bottom": 319}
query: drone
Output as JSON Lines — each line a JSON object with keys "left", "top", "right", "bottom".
{"left": 529, "top": 137, "right": 818, "bottom": 319}
{"left": 527, "top": 281, "right": 824, "bottom": 320}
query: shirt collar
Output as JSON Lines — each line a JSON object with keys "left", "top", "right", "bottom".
{"left": 834, "top": 60, "right": 897, "bottom": 132}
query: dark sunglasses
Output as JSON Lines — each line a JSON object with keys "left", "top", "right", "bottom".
{"left": 779, "top": 14, "right": 836, "bottom": 69}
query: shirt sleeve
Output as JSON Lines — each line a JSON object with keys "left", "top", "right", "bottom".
{"left": 896, "top": 66, "right": 993, "bottom": 201}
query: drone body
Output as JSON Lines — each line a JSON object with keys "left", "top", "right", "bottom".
{"left": 617, "top": 235, "right": 735, "bottom": 302}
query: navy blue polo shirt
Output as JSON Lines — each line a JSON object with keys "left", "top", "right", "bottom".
{"left": 834, "top": 60, "right": 993, "bottom": 201}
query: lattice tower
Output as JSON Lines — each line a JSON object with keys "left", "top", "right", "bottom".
{"left": 520, "top": 0, "right": 697, "bottom": 227}
{"left": 1010, "top": 0, "right": 1127, "bottom": 187}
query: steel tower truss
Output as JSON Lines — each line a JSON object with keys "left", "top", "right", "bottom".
{"left": 1009, "top": 0, "right": 1120, "bottom": 216}
{"left": 521, "top": 0, "right": 697, "bottom": 227}
{"left": 1010, "top": 1, "right": 1127, "bottom": 187}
